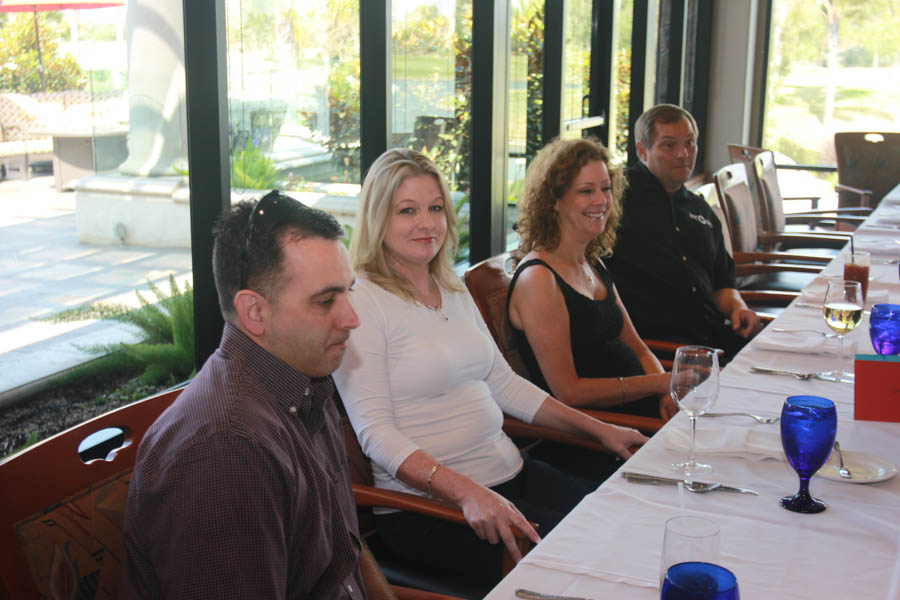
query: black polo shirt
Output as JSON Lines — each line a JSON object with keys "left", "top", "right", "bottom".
{"left": 606, "top": 162, "right": 745, "bottom": 357}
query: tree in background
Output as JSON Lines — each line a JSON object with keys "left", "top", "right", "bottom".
{"left": 0, "top": 13, "right": 84, "bottom": 93}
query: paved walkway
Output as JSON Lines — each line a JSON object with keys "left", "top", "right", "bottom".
{"left": 0, "top": 175, "right": 192, "bottom": 407}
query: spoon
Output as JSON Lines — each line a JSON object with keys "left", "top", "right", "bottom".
{"left": 834, "top": 441, "right": 853, "bottom": 479}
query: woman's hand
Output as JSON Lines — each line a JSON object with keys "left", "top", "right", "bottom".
{"left": 593, "top": 423, "right": 648, "bottom": 460}
{"left": 659, "top": 393, "right": 678, "bottom": 421}
{"left": 456, "top": 481, "right": 541, "bottom": 562}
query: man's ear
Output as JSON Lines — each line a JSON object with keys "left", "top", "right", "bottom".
{"left": 233, "top": 289, "right": 268, "bottom": 337}
{"left": 636, "top": 140, "right": 648, "bottom": 163}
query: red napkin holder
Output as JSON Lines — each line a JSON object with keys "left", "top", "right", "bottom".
{"left": 854, "top": 354, "right": 900, "bottom": 422}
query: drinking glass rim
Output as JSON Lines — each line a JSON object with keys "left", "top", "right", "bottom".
{"left": 664, "top": 515, "right": 720, "bottom": 538}
{"left": 784, "top": 395, "right": 835, "bottom": 411}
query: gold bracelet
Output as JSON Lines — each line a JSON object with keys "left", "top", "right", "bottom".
{"left": 618, "top": 376, "right": 626, "bottom": 406}
{"left": 427, "top": 463, "right": 443, "bottom": 495}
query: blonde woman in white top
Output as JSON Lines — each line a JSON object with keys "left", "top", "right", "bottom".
{"left": 333, "top": 148, "right": 646, "bottom": 581}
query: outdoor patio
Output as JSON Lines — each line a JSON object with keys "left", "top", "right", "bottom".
{"left": 0, "top": 173, "right": 192, "bottom": 407}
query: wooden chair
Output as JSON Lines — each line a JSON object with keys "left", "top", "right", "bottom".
{"left": 713, "top": 163, "right": 833, "bottom": 300}
{"left": 834, "top": 131, "right": 900, "bottom": 209}
{"left": 0, "top": 386, "right": 460, "bottom": 600}
{"left": 751, "top": 150, "right": 870, "bottom": 240}
{"left": 463, "top": 251, "right": 668, "bottom": 435}
{"left": 728, "top": 144, "right": 870, "bottom": 245}
{"left": 0, "top": 387, "right": 183, "bottom": 600}
{"left": 336, "top": 391, "right": 529, "bottom": 599}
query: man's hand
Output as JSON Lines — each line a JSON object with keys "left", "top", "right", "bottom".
{"left": 457, "top": 483, "right": 541, "bottom": 563}
{"left": 731, "top": 307, "right": 761, "bottom": 338}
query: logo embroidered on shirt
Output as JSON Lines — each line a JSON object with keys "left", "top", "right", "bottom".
{"left": 688, "top": 212, "right": 712, "bottom": 228}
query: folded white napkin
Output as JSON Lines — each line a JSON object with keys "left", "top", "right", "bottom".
{"left": 875, "top": 215, "right": 900, "bottom": 226}
{"left": 664, "top": 425, "right": 784, "bottom": 461}
{"left": 751, "top": 331, "right": 855, "bottom": 355}
{"left": 853, "top": 237, "right": 900, "bottom": 256}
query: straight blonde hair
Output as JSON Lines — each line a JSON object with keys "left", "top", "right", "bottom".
{"left": 351, "top": 148, "right": 464, "bottom": 301}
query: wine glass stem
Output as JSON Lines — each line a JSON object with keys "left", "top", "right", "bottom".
{"left": 798, "top": 475, "right": 812, "bottom": 499}
{"left": 688, "top": 415, "right": 698, "bottom": 470}
{"left": 837, "top": 334, "right": 845, "bottom": 358}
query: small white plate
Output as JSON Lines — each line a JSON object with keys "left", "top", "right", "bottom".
{"left": 818, "top": 449, "right": 898, "bottom": 483}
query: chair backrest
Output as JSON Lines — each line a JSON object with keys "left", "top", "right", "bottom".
{"left": 752, "top": 150, "right": 787, "bottom": 233}
{"left": 834, "top": 131, "right": 900, "bottom": 208}
{"left": 463, "top": 251, "right": 531, "bottom": 379}
{"left": 726, "top": 144, "right": 766, "bottom": 233}
{"left": 714, "top": 163, "right": 760, "bottom": 254}
{"left": 0, "top": 387, "right": 182, "bottom": 600}
{"left": 695, "top": 182, "right": 734, "bottom": 258}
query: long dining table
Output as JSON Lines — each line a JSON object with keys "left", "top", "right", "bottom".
{"left": 485, "top": 185, "right": 900, "bottom": 600}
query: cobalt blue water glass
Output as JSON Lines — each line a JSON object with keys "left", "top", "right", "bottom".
{"left": 780, "top": 395, "right": 837, "bottom": 514}
{"left": 869, "top": 304, "right": 900, "bottom": 355}
{"left": 660, "top": 562, "right": 740, "bottom": 600}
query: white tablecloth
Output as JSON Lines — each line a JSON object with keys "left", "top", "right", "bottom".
{"left": 485, "top": 186, "right": 900, "bottom": 600}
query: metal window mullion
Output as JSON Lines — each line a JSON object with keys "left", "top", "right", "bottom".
{"left": 360, "top": 0, "right": 391, "bottom": 180}
{"left": 626, "top": 0, "right": 649, "bottom": 165}
{"left": 469, "top": 0, "right": 510, "bottom": 262}
{"left": 183, "top": 0, "right": 229, "bottom": 369}
{"left": 542, "top": 0, "right": 564, "bottom": 143}
{"left": 588, "top": 0, "right": 614, "bottom": 144}
{"left": 655, "top": 0, "right": 684, "bottom": 106}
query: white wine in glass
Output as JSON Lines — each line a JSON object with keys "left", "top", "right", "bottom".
{"left": 823, "top": 280, "right": 863, "bottom": 358}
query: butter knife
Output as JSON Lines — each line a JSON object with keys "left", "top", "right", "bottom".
{"left": 621, "top": 471, "right": 759, "bottom": 495}
{"left": 516, "top": 589, "right": 594, "bottom": 600}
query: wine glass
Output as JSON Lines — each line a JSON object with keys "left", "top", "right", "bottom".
{"left": 869, "top": 303, "right": 900, "bottom": 355}
{"left": 670, "top": 346, "right": 720, "bottom": 477}
{"left": 780, "top": 395, "right": 837, "bottom": 514}
{"left": 823, "top": 280, "right": 863, "bottom": 358}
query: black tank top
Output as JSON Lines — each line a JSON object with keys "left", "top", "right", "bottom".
{"left": 508, "top": 258, "right": 650, "bottom": 410}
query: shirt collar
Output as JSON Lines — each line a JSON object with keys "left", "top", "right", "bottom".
{"left": 219, "top": 322, "right": 333, "bottom": 434}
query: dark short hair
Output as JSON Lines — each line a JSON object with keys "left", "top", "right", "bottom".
{"left": 212, "top": 191, "right": 343, "bottom": 321}
{"left": 634, "top": 104, "right": 698, "bottom": 149}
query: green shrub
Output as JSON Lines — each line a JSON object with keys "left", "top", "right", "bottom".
{"left": 0, "top": 13, "right": 85, "bottom": 92}
{"left": 231, "top": 138, "right": 279, "bottom": 190}
{"left": 40, "top": 275, "right": 195, "bottom": 386}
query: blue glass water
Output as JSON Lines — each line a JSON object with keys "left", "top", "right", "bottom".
{"left": 780, "top": 396, "right": 837, "bottom": 513}
{"left": 660, "top": 562, "right": 740, "bottom": 600}
{"left": 869, "top": 304, "right": 900, "bottom": 355}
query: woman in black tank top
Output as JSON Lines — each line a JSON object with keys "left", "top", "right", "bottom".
{"left": 507, "top": 137, "right": 676, "bottom": 421}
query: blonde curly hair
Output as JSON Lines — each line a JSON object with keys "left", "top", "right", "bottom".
{"left": 516, "top": 137, "right": 626, "bottom": 261}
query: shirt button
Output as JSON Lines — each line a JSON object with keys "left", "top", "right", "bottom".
{"left": 691, "top": 286, "right": 697, "bottom": 293}
{"left": 682, "top": 256, "right": 687, "bottom": 262}
{"left": 289, "top": 406, "right": 297, "bottom": 414}
{"left": 675, "top": 226, "right": 680, "bottom": 232}
{"left": 304, "top": 387, "right": 310, "bottom": 396}
{"left": 347, "top": 584, "right": 354, "bottom": 593}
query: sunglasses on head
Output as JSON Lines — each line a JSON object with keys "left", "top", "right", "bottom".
{"left": 239, "top": 190, "right": 309, "bottom": 290}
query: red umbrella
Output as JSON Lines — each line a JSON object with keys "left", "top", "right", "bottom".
{"left": 0, "top": 1, "right": 123, "bottom": 90}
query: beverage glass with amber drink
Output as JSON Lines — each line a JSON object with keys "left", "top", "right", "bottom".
{"left": 843, "top": 251, "right": 870, "bottom": 302}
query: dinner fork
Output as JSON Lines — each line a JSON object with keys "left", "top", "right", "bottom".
{"left": 703, "top": 412, "right": 780, "bottom": 424}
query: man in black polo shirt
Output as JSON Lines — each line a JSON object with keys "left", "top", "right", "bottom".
{"left": 605, "top": 104, "right": 760, "bottom": 364}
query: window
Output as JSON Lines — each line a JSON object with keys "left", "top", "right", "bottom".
{"left": 761, "top": 0, "right": 900, "bottom": 205}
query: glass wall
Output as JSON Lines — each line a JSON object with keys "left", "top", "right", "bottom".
{"left": 506, "top": 0, "right": 544, "bottom": 248}
{"left": 392, "top": 0, "right": 472, "bottom": 263}
{"left": 0, "top": 1, "right": 193, "bottom": 449}
{"left": 610, "top": 0, "right": 633, "bottom": 165}
{"left": 761, "top": 0, "right": 900, "bottom": 206}
{"left": 561, "top": 0, "right": 592, "bottom": 130}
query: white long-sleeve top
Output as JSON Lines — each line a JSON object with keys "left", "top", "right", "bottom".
{"left": 333, "top": 277, "right": 548, "bottom": 500}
